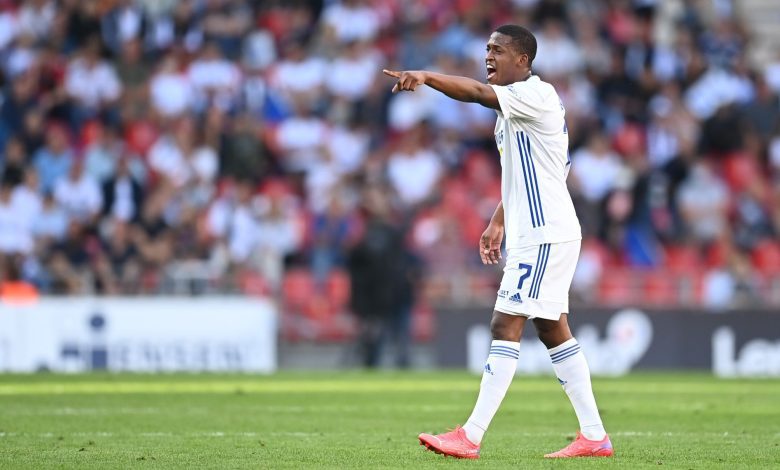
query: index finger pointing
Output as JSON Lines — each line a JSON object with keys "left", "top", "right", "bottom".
{"left": 383, "top": 69, "right": 401, "bottom": 78}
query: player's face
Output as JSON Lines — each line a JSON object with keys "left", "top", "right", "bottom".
{"left": 485, "top": 32, "right": 527, "bottom": 86}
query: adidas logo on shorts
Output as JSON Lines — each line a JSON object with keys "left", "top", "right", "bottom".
{"left": 509, "top": 293, "right": 523, "bottom": 303}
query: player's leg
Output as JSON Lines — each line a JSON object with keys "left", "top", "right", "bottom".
{"left": 461, "top": 311, "right": 526, "bottom": 444}
{"left": 418, "top": 311, "right": 525, "bottom": 459}
{"left": 534, "top": 315, "right": 612, "bottom": 457}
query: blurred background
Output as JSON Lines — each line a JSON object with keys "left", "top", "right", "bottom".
{"left": 0, "top": 0, "right": 778, "bottom": 375}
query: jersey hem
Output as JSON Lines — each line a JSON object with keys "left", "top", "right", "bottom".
{"left": 505, "top": 235, "right": 582, "bottom": 251}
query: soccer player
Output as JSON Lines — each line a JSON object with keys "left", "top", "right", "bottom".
{"left": 383, "top": 25, "right": 613, "bottom": 459}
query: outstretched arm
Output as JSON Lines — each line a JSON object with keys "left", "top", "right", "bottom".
{"left": 383, "top": 69, "right": 499, "bottom": 110}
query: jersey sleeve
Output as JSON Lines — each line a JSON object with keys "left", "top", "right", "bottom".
{"left": 490, "top": 82, "right": 544, "bottom": 121}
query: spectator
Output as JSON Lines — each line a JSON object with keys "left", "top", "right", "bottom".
{"left": 321, "top": 0, "right": 381, "bottom": 45}
{"left": 310, "top": 194, "right": 357, "bottom": 282}
{"left": 101, "top": 156, "right": 144, "bottom": 223}
{"left": 12, "top": 166, "right": 43, "bottom": 233}
{"left": 253, "top": 191, "right": 303, "bottom": 289}
{"left": 0, "top": 178, "right": 33, "bottom": 255}
{"left": 33, "top": 124, "right": 73, "bottom": 193}
{"left": 0, "top": 255, "right": 39, "bottom": 305}
{"left": 201, "top": 0, "right": 252, "bottom": 59}
{"left": 347, "top": 190, "right": 405, "bottom": 368}
{"left": 150, "top": 54, "right": 195, "bottom": 118}
{"left": 677, "top": 161, "right": 729, "bottom": 243}
{"left": 533, "top": 19, "right": 584, "bottom": 79}
{"left": 33, "top": 191, "right": 68, "bottom": 243}
{"left": 219, "top": 113, "right": 269, "bottom": 183}
{"left": 187, "top": 42, "right": 242, "bottom": 112}
{"left": 48, "top": 220, "right": 91, "bottom": 294}
{"left": 54, "top": 158, "right": 102, "bottom": 224}
{"left": 0, "top": 73, "right": 38, "bottom": 147}
{"left": 148, "top": 117, "right": 218, "bottom": 189}
{"left": 18, "top": 0, "right": 56, "bottom": 42}
{"left": 64, "top": 38, "right": 122, "bottom": 125}
{"left": 325, "top": 40, "right": 382, "bottom": 103}
{"left": 95, "top": 219, "right": 141, "bottom": 294}
{"left": 570, "top": 133, "right": 625, "bottom": 203}
{"left": 387, "top": 126, "right": 443, "bottom": 208}
{"left": 273, "top": 99, "right": 329, "bottom": 172}
{"left": 101, "top": 0, "right": 148, "bottom": 56}
{"left": 268, "top": 38, "right": 326, "bottom": 107}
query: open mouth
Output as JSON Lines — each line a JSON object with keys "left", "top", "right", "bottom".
{"left": 486, "top": 64, "right": 496, "bottom": 81}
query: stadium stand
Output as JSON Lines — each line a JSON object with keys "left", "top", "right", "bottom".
{"left": 0, "top": 1, "right": 778, "bottom": 341}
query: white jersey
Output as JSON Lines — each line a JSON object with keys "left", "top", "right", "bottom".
{"left": 490, "top": 75, "right": 581, "bottom": 250}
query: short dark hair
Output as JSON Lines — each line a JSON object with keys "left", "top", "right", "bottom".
{"left": 494, "top": 24, "right": 537, "bottom": 64}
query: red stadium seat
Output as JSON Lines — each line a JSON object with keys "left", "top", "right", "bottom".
{"left": 664, "top": 245, "right": 701, "bottom": 273}
{"left": 238, "top": 271, "right": 270, "bottom": 297}
{"left": 752, "top": 240, "right": 780, "bottom": 276}
{"left": 598, "top": 268, "right": 636, "bottom": 305}
{"left": 722, "top": 153, "right": 759, "bottom": 193}
{"left": 124, "top": 120, "right": 158, "bottom": 156}
{"left": 282, "top": 269, "right": 316, "bottom": 310}
{"left": 706, "top": 241, "right": 731, "bottom": 268}
{"left": 642, "top": 271, "right": 678, "bottom": 305}
{"left": 325, "top": 269, "right": 351, "bottom": 309}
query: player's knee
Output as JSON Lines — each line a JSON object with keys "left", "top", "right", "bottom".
{"left": 490, "top": 314, "right": 522, "bottom": 341}
{"left": 533, "top": 316, "right": 571, "bottom": 348}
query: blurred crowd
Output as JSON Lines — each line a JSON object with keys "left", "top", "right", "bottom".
{"left": 0, "top": 0, "right": 778, "bottom": 312}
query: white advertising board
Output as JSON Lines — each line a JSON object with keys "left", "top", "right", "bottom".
{"left": 0, "top": 297, "right": 277, "bottom": 373}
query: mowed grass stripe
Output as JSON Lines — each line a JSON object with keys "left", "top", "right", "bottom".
{"left": 1, "top": 373, "right": 779, "bottom": 469}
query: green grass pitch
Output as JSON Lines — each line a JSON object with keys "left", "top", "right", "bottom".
{"left": 1, "top": 372, "right": 778, "bottom": 469}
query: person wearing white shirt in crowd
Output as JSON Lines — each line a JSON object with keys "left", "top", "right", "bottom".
{"left": 387, "top": 126, "right": 443, "bottom": 207}
{"left": 0, "top": 178, "right": 33, "bottom": 255}
{"left": 677, "top": 161, "right": 729, "bottom": 243}
{"left": 326, "top": 40, "right": 382, "bottom": 102}
{"left": 148, "top": 117, "right": 218, "bottom": 188}
{"left": 65, "top": 39, "right": 122, "bottom": 113}
{"left": 274, "top": 100, "right": 329, "bottom": 173}
{"left": 33, "top": 191, "right": 68, "bottom": 243}
{"left": 11, "top": 167, "right": 43, "bottom": 238}
{"left": 532, "top": 19, "right": 584, "bottom": 79}
{"left": 187, "top": 42, "right": 242, "bottom": 112}
{"left": 0, "top": 5, "right": 18, "bottom": 51}
{"left": 570, "top": 133, "right": 625, "bottom": 204}
{"left": 254, "top": 192, "right": 303, "bottom": 288}
{"left": 268, "top": 39, "right": 327, "bottom": 106}
{"left": 150, "top": 54, "right": 195, "bottom": 118}
{"left": 326, "top": 115, "right": 370, "bottom": 175}
{"left": 321, "top": 0, "right": 381, "bottom": 45}
{"left": 17, "top": 0, "right": 55, "bottom": 41}
{"left": 53, "top": 159, "right": 103, "bottom": 223}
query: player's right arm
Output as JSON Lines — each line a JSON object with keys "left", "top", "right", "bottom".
{"left": 480, "top": 202, "right": 504, "bottom": 265}
{"left": 383, "top": 69, "right": 499, "bottom": 110}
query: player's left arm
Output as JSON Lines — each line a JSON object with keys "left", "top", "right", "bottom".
{"left": 383, "top": 69, "right": 499, "bottom": 110}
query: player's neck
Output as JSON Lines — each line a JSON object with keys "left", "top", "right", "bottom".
{"left": 507, "top": 70, "right": 532, "bottom": 84}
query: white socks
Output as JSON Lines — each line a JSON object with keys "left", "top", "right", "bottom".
{"left": 462, "top": 340, "right": 520, "bottom": 445}
{"left": 548, "top": 338, "right": 607, "bottom": 441}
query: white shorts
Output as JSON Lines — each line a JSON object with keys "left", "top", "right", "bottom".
{"left": 494, "top": 240, "right": 580, "bottom": 321}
